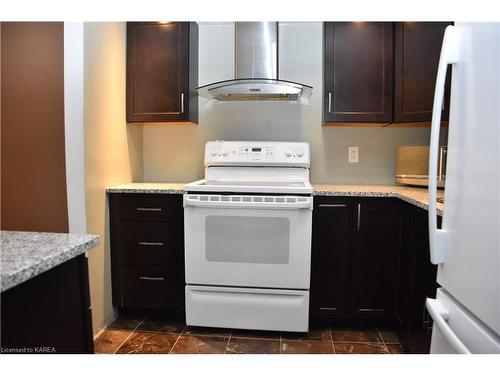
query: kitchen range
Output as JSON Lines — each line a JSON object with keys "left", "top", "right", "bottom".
{"left": 183, "top": 141, "right": 313, "bottom": 332}
{"left": 2, "top": 14, "right": 500, "bottom": 362}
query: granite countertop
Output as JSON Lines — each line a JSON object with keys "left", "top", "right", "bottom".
{"left": 313, "top": 184, "right": 444, "bottom": 216}
{"left": 106, "top": 182, "right": 444, "bottom": 216}
{"left": 107, "top": 182, "right": 184, "bottom": 194}
{"left": 1, "top": 231, "right": 100, "bottom": 292}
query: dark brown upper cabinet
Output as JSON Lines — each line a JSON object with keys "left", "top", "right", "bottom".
{"left": 323, "top": 22, "right": 394, "bottom": 123}
{"left": 394, "top": 22, "right": 452, "bottom": 122}
{"left": 126, "top": 22, "right": 198, "bottom": 123}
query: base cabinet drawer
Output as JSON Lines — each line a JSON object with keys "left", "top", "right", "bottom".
{"left": 109, "top": 193, "right": 185, "bottom": 313}
{"left": 118, "top": 221, "right": 183, "bottom": 266}
{"left": 121, "top": 266, "right": 183, "bottom": 310}
{"left": 110, "top": 194, "right": 183, "bottom": 222}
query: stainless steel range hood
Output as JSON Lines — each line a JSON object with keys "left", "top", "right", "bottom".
{"left": 197, "top": 22, "right": 313, "bottom": 102}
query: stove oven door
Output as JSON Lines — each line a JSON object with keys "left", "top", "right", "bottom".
{"left": 183, "top": 193, "right": 313, "bottom": 289}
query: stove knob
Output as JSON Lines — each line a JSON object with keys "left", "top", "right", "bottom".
{"left": 210, "top": 148, "right": 219, "bottom": 156}
{"left": 296, "top": 147, "right": 304, "bottom": 157}
{"left": 285, "top": 148, "right": 293, "bottom": 157}
{"left": 220, "top": 148, "right": 229, "bottom": 156}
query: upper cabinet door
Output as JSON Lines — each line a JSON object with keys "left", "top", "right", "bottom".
{"left": 394, "top": 22, "right": 452, "bottom": 123}
{"left": 127, "top": 22, "right": 198, "bottom": 123}
{"left": 323, "top": 22, "right": 394, "bottom": 123}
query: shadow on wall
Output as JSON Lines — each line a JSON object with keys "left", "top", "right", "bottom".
{"left": 103, "top": 194, "right": 116, "bottom": 326}
{"left": 126, "top": 124, "right": 144, "bottom": 182}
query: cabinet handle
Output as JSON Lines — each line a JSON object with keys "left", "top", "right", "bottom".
{"left": 318, "top": 204, "right": 347, "bottom": 208}
{"left": 138, "top": 241, "right": 164, "bottom": 246}
{"left": 319, "top": 307, "right": 338, "bottom": 311}
{"left": 136, "top": 207, "right": 162, "bottom": 212}
{"left": 181, "top": 93, "right": 185, "bottom": 114}
{"left": 328, "top": 92, "right": 332, "bottom": 113}
{"left": 139, "top": 276, "right": 165, "bottom": 281}
{"left": 357, "top": 203, "right": 361, "bottom": 231}
{"left": 358, "top": 308, "right": 385, "bottom": 312}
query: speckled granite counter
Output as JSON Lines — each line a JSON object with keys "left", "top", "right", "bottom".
{"left": 107, "top": 183, "right": 444, "bottom": 216}
{"left": 313, "top": 185, "right": 444, "bottom": 216}
{"left": 1, "top": 231, "right": 100, "bottom": 292}
{"left": 107, "top": 182, "right": 184, "bottom": 194}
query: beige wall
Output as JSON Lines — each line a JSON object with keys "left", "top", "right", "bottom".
{"left": 142, "top": 22, "right": 445, "bottom": 185}
{"left": 84, "top": 22, "right": 143, "bottom": 334}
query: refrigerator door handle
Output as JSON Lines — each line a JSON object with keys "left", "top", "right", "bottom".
{"left": 426, "top": 298, "right": 471, "bottom": 354}
{"left": 428, "top": 25, "right": 460, "bottom": 265}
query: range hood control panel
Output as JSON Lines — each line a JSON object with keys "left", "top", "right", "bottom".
{"left": 204, "top": 141, "right": 310, "bottom": 167}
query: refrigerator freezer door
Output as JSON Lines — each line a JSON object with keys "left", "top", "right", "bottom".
{"left": 427, "top": 289, "right": 500, "bottom": 354}
{"left": 434, "top": 23, "right": 500, "bottom": 336}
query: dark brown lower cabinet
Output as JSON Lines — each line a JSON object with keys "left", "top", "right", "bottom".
{"left": 109, "top": 193, "right": 185, "bottom": 317}
{"left": 311, "top": 199, "right": 353, "bottom": 320}
{"left": 0, "top": 255, "right": 94, "bottom": 353}
{"left": 395, "top": 203, "right": 413, "bottom": 331}
{"left": 311, "top": 197, "right": 398, "bottom": 321}
{"left": 311, "top": 197, "right": 439, "bottom": 353}
{"left": 351, "top": 199, "right": 399, "bottom": 318}
{"left": 395, "top": 204, "right": 439, "bottom": 353}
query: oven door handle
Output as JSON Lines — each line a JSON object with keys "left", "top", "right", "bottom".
{"left": 184, "top": 195, "right": 313, "bottom": 210}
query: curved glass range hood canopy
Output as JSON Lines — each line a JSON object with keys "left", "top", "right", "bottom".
{"left": 197, "top": 78, "right": 313, "bottom": 101}
{"left": 197, "top": 22, "right": 313, "bottom": 102}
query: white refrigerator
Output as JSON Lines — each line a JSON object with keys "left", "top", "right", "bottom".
{"left": 426, "top": 22, "right": 500, "bottom": 353}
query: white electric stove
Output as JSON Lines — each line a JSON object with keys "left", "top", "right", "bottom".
{"left": 183, "top": 141, "right": 313, "bottom": 332}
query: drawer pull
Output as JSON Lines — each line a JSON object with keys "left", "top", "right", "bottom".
{"left": 318, "top": 204, "right": 347, "bottom": 208}
{"left": 136, "top": 207, "right": 162, "bottom": 212}
{"left": 138, "top": 241, "right": 164, "bottom": 246}
{"left": 139, "top": 276, "right": 165, "bottom": 281}
{"left": 319, "top": 307, "right": 338, "bottom": 311}
{"left": 358, "top": 308, "right": 385, "bottom": 312}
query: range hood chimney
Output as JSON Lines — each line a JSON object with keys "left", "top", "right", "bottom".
{"left": 197, "top": 22, "right": 313, "bottom": 102}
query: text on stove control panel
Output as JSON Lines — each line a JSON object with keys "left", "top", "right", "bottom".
{"left": 204, "top": 141, "right": 310, "bottom": 167}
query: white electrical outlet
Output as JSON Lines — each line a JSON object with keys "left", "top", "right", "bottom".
{"left": 348, "top": 146, "right": 359, "bottom": 163}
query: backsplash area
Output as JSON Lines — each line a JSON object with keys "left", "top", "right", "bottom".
{"left": 141, "top": 22, "right": 441, "bottom": 185}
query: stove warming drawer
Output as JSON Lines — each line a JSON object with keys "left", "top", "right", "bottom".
{"left": 186, "top": 285, "right": 309, "bottom": 332}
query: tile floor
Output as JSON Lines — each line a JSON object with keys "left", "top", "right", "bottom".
{"left": 94, "top": 317, "right": 410, "bottom": 354}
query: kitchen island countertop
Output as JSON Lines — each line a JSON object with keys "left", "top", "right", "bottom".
{"left": 0, "top": 231, "right": 100, "bottom": 292}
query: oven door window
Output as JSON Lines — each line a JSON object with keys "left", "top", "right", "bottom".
{"left": 205, "top": 216, "right": 290, "bottom": 264}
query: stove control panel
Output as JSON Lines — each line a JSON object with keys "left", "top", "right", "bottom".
{"left": 204, "top": 141, "right": 310, "bottom": 167}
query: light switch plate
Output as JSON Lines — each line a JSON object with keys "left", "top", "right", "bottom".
{"left": 348, "top": 146, "right": 359, "bottom": 163}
